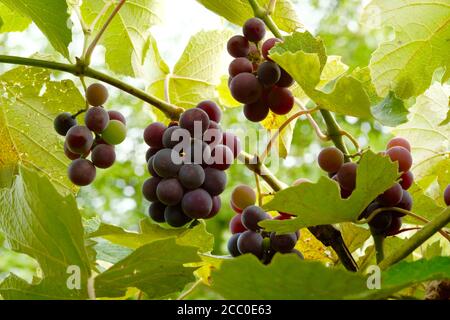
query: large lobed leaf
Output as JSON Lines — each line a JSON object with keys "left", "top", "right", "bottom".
{"left": 0, "top": 2, "right": 30, "bottom": 33}
{"left": 364, "top": 0, "right": 450, "bottom": 99}
{"left": 260, "top": 151, "right": 399, "bottom": 233}
{"left": 0, "top": 167, "right": 90, "bottom": 299}
{"left": 210, "top": 254, "right": 450, "bottom": 299}
{"left": 94, "top": 238, "right": 200, "bottom": 299}
{"left": 270, "top": 31, "right": 373, "bottom": 118}
{"left": 0, "top": 0, "right": 72, "bottom": 58}
{"left": 196, "top": 0, "right": 302, "bottom": 33}
{"left": 0, "top": 66, "right": 85, "bottom": 194}
{"left": 81, "top": 0, "right": 163, "bottom": 77}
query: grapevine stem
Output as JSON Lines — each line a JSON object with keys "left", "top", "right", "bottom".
{"left": 84, "top": 0, "right": 126, "bottom": 65}
{"left": 248, "top": 0, "right": 283, "bottom": 38}
{"left": 379, "top": 207, "right": 450, "bottom": 270}
{"left": 373, "top": 233, "right": 385, "bottom": 264}
{"left": 260, "top": 108, "right": 319, "bottom": 163}
{"left": 294, "top": 98, "right": 329, "bottom": 141}
{"left": 0, "top": 55, "right": 183, "bottom": 120}
{"left": 320, "top": 109, "right": 350, "bottom": 162}
{"left": 267, "top": 0, "right": 277, "bottom": 15}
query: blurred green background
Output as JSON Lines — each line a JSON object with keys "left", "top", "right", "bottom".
{"left": 0, "top": 0, "right": 391, "bottom": 295}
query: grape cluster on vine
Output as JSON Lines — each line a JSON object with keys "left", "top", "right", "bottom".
{"left": 54, "top": 83, "right": 127, "bottom": 186}
{"left": 143, "top": 100, "right": 242, "bottom": 228}
{"left": 317, "top": 137, "right": 415, "bottom": 237}
{"left": 227, "top": 18, "right": 294, "bottom": 122}
{"left": 227, "top": 185, "right": 303, "bottom": 263}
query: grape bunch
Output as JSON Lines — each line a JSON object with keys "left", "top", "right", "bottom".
{"left": 227, "top": 18, "right": 294, "bottom": 122}
{"left": 317, "top": 137, "right": 415, "bottom": 237}
{"left": 54, "top": 83, "right": 127, "bottom": 186}
{"left": 227, "top": 185, "right": 303, "bottom": 263}
{"left": 143, "top": 100, "right": 242, "bottom": 227}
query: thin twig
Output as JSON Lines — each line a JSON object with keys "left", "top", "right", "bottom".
{"left": 177, "top": 279, "right": 202, "bottom": 300}
{"left": 84, "top": 0, "right": 126, "bottom": 64}
{"left": 260, "top": 108, "right": 319, "bottom": 162}
{"left": 294, "top": 98, "right": 329, "bottom": 141}
{"left": 340, "top": 129, "right": 360, "bottom": 152}
{"left": 254, "top": 173, "right": 263, "bottom": 207}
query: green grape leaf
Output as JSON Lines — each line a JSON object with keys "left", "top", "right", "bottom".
{"left": 81, "top": 0, "right": 162, "bottom": 77}
{"left": 0, "top": 2, "right": 30, "bottom": 33}
{"left": 196, "top": 0, "right": 302, "bottom": 33}
{"left": 216, "top": 75, "right": 240, "bottom": 108}
{"left": 407, "top": 183, "right": 448, "bottom": 227}
{"left": 0, "top": 167, "right": 90, "bottom": 300}
{"left": 0, "top": 0, "right": 71, "bottom": 59}
{"left": 318, "top": 55, "right": 349, "bottom": 88}
{"left": 392, "top": 83, "right": 450, "bottom": 191}
{"left": 210, "top": 254, "right": 450, "bottom": 299}
{"left": 147, "top": 30, "right": 232, "bottom": 112}
{"left": 270, "top": 31, "right": 372, "bottom": 118}
{"left": 0, "top": 66, "right": 85, "bottom": 194}
{"left": 339, "top": 223, "right": 371, "bottom": 254}
{"left": 94, "top": 238, "right": 200, "bottom": 299}
{"left": 358, "top": 237, "right": 408, "bottom": 271}
{"left": 88, "top": 219, "right": 214, "bottom": 253}
{"left": 363, "top": 0, "right": 450, "bottom": 99}
{"left": 260, "top": 151, "right": 399, "bottom": 233}
{"left": 371, "top": 91, "right": 408, "bottom": 127}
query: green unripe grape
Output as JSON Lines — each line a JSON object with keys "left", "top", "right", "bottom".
{"left": 101, "top": 120, "right": 126, "bottom": 145}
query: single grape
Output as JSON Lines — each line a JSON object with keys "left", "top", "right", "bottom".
{"left": 386, "top": 146, "right": 412, "bottom": 172}
{"left": 206, "top": 196, "right": 221, "bottom": 219}
{"left": 68, "top": 158, "right": 96, "bottom": 186}
{"left": 394, "top": 190, "right": 412, "bottom": 215}
{"left": 385, "top": 216, "right": 402, "bottom": 236}
{"left": 203, "top": 123, "right": 223, "bottom": 145}
{"left": 91, "top": 144, "right": 116, "bottom": 168}
{"left": 54, "top": 112, "right": 77, "bottom": 136}
{"left": 229, "top": 72, "right": 263, "bottom": 104}
{"left": 400, "top": 171, "right": 414, "bottom": 190}
{"left": 209, "top": 144, "right": 234, "bottom": 170}
{"left": 162, "top": 126, "right": 188, "bottom": 149}
{"left": 102, "top": 120, "right": 127, "bottom": 145}
{"left": 276, "top": 68, "right": 294, "bottom": 87}
{"left": 164, "top": 205, "right": 192, "bottom": 228}
{"left": 444, "top": 184, "right": 450, "bottom": 206}
{"left": 243, "top": 99, "right": 270, "bottom": 122}
{"left": 86, "top": 83, "right": 108, "bottom": 107}
{"left": 257, "top": 61, "right": 281, "bottom": 86}
{"left": 179, "top": 164, "right": 205, "bottom": 190}
{"left": 290, "top": 249, "right": 304, "bottom": 259}
{"left": 227, "top": 35, "right": 250, "bottom": 58}
{"left": 156, "top": 178, "right": 184, "bottom": 206}
{"left": 292, "top": 178, "right": 312, "bottom": 186}
{"left": 182, "top": 189, "right": 213, "bottom": 219}
{"left": 318, "top": 147, "right": 344, "bottom": 173}
{"left": 270, "top": 232, "right": 297, "bottom": 253}
{"left": 231, "top": 185, "right": 256, "bottom": 211}
{"left": 179, "top": 108, "right": 210, "bottom": 137}
{"left": 152, "top": 148, "right": 182, "bottom": 178}
{"left": 230, "top": 214, "right": 247, "bottom": 233}
{"left": 268, "top": 86, "right": 294, "bottom": 115}
{"left": 337, "top": 162, "right": 358, "bottom": 191}
{"left": 369, "top": 212, "right": 392, "bottom": 235}
{"left": 222, "top": 132, "right": 242, "bottom": 158}
{"left": 143, "top": 122, "right": 166, "bottom": 148}
{"left": 64, "top": 141, "right": 81, "bottom": 160}
{"left": 142, "top": 177, "right": 161, "bottom": 202}
{"left": 243, "top": 18, "right": 266, "bottom": 42}
{"left": 262, "top": 38, "right": 282, "bottom": 60}
{"left": 241, "top": 205, "right": 271, "bottom": 231}
{"left": 227, "top": 233, "right": 242, "bottom": 257}
{"left": 378, "top": 183, "right": 403, "bottom": 207}
{"left": 387, "top": 137, "right": 411, "bottom": 152}
{"left": 196, "top": 100, "right": 222, "bottom": 123}
{"left": 147, "top": 156, "right": 159, "bottom": 177}
{"left": 202, "top": 168, "right": 227, "bottom": 196}
{"left": 66, "top": 125, "right": 94, "bottom": 154}
{"left": 145, "top": 147, "right": 159, "bottom": 162}
{"left": 108, "top": 110, "right": 126, "bottom": 125}
{"left": 148, "top": 201, "right": 166, "bottom": 223}
{"left": 237, "top": 230, "right": 264, "bottom": 258}
{"left": 85, "top": 106, "right": 109, "bottom": 133}
{"left": 229, "top": 58, "right": 253, "bottom": 77}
